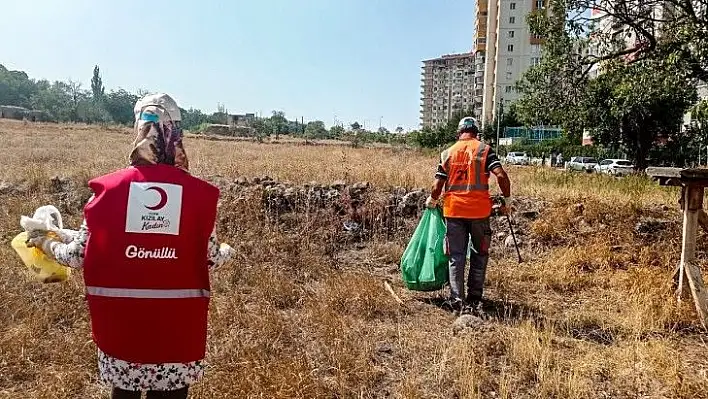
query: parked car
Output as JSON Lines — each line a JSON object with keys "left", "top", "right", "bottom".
{"left": 505, "top": 152, "right": 530, "bottom": 165}
{"left": 595, "top": 159, "right": 635, "bottom": 176}
{"left": 566, "top": 156, "right": 599, "bottom": 173}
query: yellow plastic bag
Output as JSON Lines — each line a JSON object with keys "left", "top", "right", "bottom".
{"left": 11, "top": 231, "right": 71, "bottom": 283}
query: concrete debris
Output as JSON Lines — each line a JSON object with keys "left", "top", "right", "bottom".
{"left": 519, "top": 210, "right": 540, "bottom": 220}
{"left": 452, "top": 315, "right": 486, "bottom": 333}
{"left": 49, "top": 176, "right": 72, "bottom": 193}
{"left": 0, "top": 181, "right": 15, "bottom": 195}
{"left": 331, "top": 180, "right": 347, "bottom": 191}
{"left": 375, "top": 342, "right": 394, "bottom": 355}
{"left": 635, "top": 217, "right": 672, "bottom": 235}
{"left": 504, "top": 235, "right": 522, "bottom": 248}
{"left": 574, "top": 203, "right": 585, "bottom": 215}
{"left": 397, "top": 189, "right": 424, "bottom": 216}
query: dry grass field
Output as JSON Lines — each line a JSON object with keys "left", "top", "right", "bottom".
{"left": 0, "top": 119, "right": 707, "bottom": 399}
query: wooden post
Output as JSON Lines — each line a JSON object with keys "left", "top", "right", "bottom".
{"left": 678, "top": 187, "right": 691, "bottom": 300}
{"left": 680, "top": 185, "right": 708, "bottom": 328}
{"left": 645, "top": 168, "right": 708, "bottom": 330}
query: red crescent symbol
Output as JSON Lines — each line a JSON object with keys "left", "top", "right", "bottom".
{"left": 145, "top": 186, "right": 168, "bottom": 211}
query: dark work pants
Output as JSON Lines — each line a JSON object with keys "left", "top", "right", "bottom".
{"left": 111, "top": 387, "right": 189, "bottom": 399}
{"left": 445, "top": 217, "right": 492, "bottom": 303}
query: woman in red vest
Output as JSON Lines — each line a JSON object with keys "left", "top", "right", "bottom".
{"left": 29, "top": 93, "right": 234, "bottom": 399}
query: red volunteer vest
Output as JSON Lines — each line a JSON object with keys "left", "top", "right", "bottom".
{"left": 83, "top": 164, "right": 220, "bottom": 364}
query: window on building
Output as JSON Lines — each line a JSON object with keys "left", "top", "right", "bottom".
{"left": 509, "top": 16, "right": 516, "bottom": 24}
{"left": 531, "top": 44, "right": 541, "bottom": 54}
{"left": 506, "top": 86, "right": 513, "bottom": 93}
{"left": 508, "top": 44, "right": 514, "bottom": 52}
{"left": 510, "top": 2, "right": 516, "bottom": 10}
{"left": 531, "top": 57, "right": 541, "bottom": 66}
{"left": 537, "top": 0, "right": 544, "bottom": 8}
{"left": 506, "top": 58, "right": 513, "bottom": 66}
{"left": 506, "top": 71, "right": 513, "bottom": 80}
{"left": 508, "top": 31, "right": 515, "bottom": 38}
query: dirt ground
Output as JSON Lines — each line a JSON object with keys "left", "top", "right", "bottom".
{"left": 0, "top": 119, "right": 706, "bottom": 399}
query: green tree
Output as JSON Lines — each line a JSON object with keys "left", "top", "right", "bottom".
{"left": 30, "top": 81, "right": 73, "bottom": 121}
{"left": 252, "top": 118, "right": 271, "bottom": 138}
{"left": 91, "top": 65, "right": 105, "bottom": 100}
{"left": 330, "top": 125, "right": 345, "bottom": 138}
{"left": 305, "top": 120, "right": 328, "bottom": 140}
{"left": 78, "top": 99, "right": 112, "bottom": 123}
{"left": 268, "top": 111, "right": 288, "bottom": 135}
{"left": 350, "top": 121, "right": 361, "bottom": 131}
{"left": 103, "top": 89, "right": 139, "bottom": 125}
{"left": 66, "top": 80, "right": 87, "bottom": 122}
{"left": 516, "top": 1, "right": 701, "bottom": 169}
{"left": 180, "top": 107, "right": 210, "bottom": 131}
{"left": 551, "top": 0, "right": 708, "bottom": 83}
{"left": 0, "top": 64, "right": 37, "bottom": 108}
{"left": 411, "top": 109, "right": 477, "bottom": 148}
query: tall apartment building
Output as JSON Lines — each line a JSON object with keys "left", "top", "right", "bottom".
{"left": 475, "top": 0, "right": 546, "bottom": 126}
{"left": 420, "top": 53, "right": 476, "bottom": 128}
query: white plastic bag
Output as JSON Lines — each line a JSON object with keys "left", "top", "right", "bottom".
{"left": 11, "top": 205, "right": 71, "bottom": 283}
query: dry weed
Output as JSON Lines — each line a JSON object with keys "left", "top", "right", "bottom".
{"left": 0, "top": 120, "right": 706, "bottom": 398}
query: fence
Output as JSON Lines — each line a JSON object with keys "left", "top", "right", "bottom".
{"left": 503, "top": 126, "right": 562, "bottom": 142}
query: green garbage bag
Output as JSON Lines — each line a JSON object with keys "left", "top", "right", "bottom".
{"left": 401, "top": 207, "right": 449, "bottom": 291}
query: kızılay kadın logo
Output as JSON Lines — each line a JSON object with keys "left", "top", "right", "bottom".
{"left": 144, "top": 186, "right": 168, "bottom": 211}
{"left": 126, "top": 182, "right": 182, "bottom": 235}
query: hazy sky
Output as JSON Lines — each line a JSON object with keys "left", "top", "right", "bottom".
{"left": 0, "top": 0, "right": 475, "bottom": 130}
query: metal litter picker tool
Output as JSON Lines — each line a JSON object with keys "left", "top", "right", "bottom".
{"left": 493, "top": 196, "right": 522, "bottom": 264}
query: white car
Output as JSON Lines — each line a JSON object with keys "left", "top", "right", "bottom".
{"left": 595, "top": 159, "right": 635, "bottom": 176}
{"left": 505, "top": 152, "right": 530, "bottom": 165}
{"left": 566, "top": 156, "right": 599, "bottom": 173}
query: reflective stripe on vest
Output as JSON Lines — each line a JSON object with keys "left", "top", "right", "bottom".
{"left": 445, "top": 142, "right": 489, "bottom": 193}
{"left": 447, "top": 182, "right": 489, "bottom": 191}
{"left": 86, "top": 286, "right": 210, "bottom": 299}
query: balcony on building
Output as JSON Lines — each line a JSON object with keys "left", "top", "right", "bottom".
{"left": 475, "top": 37, "right": 487, "bottom": 52}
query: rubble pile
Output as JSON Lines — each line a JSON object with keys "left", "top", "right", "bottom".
{"left": 208, "top": 175, "right": 428, "bottom": 219}
{"left": 1, "top": 174, "right": 543, "bottom": 246}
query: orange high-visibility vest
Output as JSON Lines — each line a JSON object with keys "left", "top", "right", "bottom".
{"left": 440, "top": 139, "right": 492, "bottom": 219}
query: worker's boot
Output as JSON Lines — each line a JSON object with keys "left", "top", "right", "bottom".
{"left": 443, "top": 297, "right": 463, "bottom": 313}
{"left": 462, "top": 297, "right": 486, "bottom": 319}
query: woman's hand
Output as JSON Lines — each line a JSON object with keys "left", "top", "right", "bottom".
{"left": 25, "top": 232, "right": 57, "bottom": 257}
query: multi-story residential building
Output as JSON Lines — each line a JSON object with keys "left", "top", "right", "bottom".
{"left": 477, "top": 0, "right": 546, "bottom": 127}
{"left": 420, "top": 53, "right": 476, "bottom": 128}
{"left": 475, "top": 0, "right": 546, "bottom": 128}
{"left": 473, "top": 0, "right": 488, "bottom": 119}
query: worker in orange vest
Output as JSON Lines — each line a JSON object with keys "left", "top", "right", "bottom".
{"left": 425, "top": 117, "right": 511, "bottom": 316}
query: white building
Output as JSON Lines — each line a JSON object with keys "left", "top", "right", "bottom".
{"left": 476, "top": 0, "right": 546, "bottom": 126}
{"left": 420, "top": 53, "right": 476, "bottom": 128}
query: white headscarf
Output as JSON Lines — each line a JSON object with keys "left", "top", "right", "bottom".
{"left": 130, "top": 93, "right": 189, "bottom": 171}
